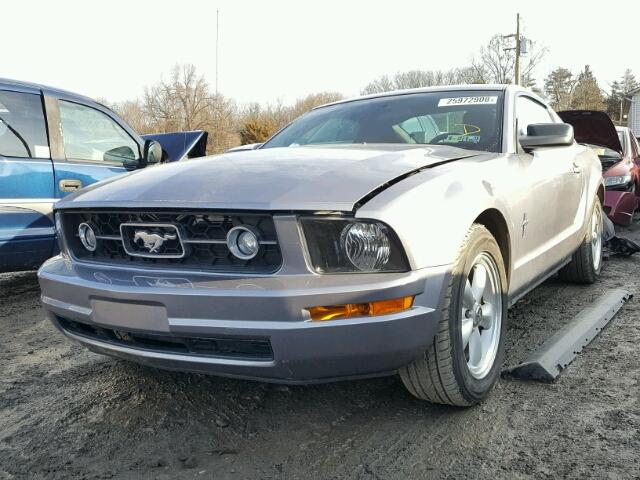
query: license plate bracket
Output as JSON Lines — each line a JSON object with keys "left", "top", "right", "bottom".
{"left": 90, "top": 299, "right": 169, "bottom": 332}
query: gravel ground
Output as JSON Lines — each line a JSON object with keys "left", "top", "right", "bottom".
{"left": 1, "top": 223, "right": 639, "bottom": 480}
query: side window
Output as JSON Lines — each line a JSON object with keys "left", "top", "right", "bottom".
{"left": 627, "top": 131, "right": 638, "bottom": 159}
{"left": 516, "top": 96, "right": 554, "bottom": 138}
{"left": 0, "top": 90, "right": 49, "bottom": 159}
{"left": 59, "top": 101, "right": 139, "bottom": 163}
{"left": 631, "top": 134, "right": 640, "bottom": 160}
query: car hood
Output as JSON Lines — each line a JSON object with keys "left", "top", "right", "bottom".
{"left": 557, "top": 110, "right": 623, "bottom": 154}
{"left": 56, "top": 144, "right": 482, "bottom": 211}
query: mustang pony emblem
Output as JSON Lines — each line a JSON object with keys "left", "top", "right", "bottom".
{"left": 133, "top": 230, "right": 177, "bottom": 253}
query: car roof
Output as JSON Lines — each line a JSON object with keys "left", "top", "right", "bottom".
{"left": 314, "top": 84, "right": 527, "bottom": 110}
{"left": 0, "top": 77, "right": 96, "bottom": 104}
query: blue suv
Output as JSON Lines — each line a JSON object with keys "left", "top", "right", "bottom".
{"left": 0, "top": 78, "right": 206, "bottom": 272}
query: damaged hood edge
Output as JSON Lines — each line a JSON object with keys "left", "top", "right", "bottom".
{"left": 56, "top": 145, "right": 484, "bottom": 212}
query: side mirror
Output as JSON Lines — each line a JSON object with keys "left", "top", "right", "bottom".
{"left": 143, "top": 140, "right": 163, "bottom": 166}
{"left": 104, "top": 146, "right": 138, "bottom": 171}
{"left": 105, "top": 146, "right": 136, "bottom": 162}
{"left": 519, "top": 123, "right": 574, "bottom": 152}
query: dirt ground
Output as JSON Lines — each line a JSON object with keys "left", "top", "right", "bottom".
{"left": 1, "top": 224, "right": 639, "bottom": 480}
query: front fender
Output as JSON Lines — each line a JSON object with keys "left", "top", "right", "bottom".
{"left": 357, "top": 163, "right": 515, "bottom": 270}
{"left": 579, "top": 144, "right": 604, "bottom": 227}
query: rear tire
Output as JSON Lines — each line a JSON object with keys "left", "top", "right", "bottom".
{"left": 399, "top": 224, "right": 507, "bottom": 406}
{"left": 559, "top": 199, "right": 603, "bottom": 284}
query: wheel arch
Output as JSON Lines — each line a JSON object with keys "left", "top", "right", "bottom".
{"left": 474, "top": 208, "right": 511, "bottom": 284}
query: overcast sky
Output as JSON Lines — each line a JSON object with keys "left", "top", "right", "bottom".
{"left": 3, "top": 0, "right": 636, "bottom": 106}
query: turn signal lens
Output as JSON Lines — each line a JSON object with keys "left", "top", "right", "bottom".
{"left": 308, "top": 296, "right": 414, "bottom": 321}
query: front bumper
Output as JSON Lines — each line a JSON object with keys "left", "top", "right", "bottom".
{"left": 604, "top": 190, "right": 638, "bottom": 226}
{"left": 38, "top": 256, "right": 449, "bottom": 383}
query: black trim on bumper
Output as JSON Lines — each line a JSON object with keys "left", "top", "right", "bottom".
{"left": 56, "top": 316, "right": 274, "bottom": 361}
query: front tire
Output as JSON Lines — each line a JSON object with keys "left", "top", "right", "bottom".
{"left": 559, "top": 199, "right": 603, "bottom": 284}
{"left": 399, "top": 224, "right": 507, "bottom": 406}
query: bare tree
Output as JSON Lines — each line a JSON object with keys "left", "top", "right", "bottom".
{"left": 237, "top": 92, "right": 343, "bottom": 145}
{"left": 361, "top": 75, "right": 394, "bottom": 95}
{"left": 143, "top": 65, "right": 213, "bottom": 132}
{"left": 361, "top": 67, "right": 487, "bottom": 95}
{"left": 136, "top": 64, "right": 240, "bottom": 153}
{"left": 109, "top": 99, "right": 151, "bottom": 134}
{"left": 286, "top": 92, "right": 343, "bottom": 122}
{"left": 476, "top": 35, "right": 547, "bottom": 85}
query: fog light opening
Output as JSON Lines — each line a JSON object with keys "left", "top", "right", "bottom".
{"left": 226, "top": 225, "right": 260, "bottom": 260}
{"left": 308, "top": 296, "right": 414, "bottom": 321}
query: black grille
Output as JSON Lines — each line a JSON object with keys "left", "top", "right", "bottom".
{"left": 57, "top": 316, "right": 273, "bottom": 361}
{"left": 61, "top": 210, "right": 282, "bottom": 273}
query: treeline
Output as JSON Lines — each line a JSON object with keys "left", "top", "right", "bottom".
{"left": 108, "top": 34, "right": 636, "bottom": 155}
{"left": 106, "top": 65, "right": 342, "bottom": 154}
{"left": 544, "top": 66, "right": 637, "bottom": 120}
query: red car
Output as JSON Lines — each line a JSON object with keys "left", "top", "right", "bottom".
{"left": 559, "top": 111, "right": 640, "bottom": 226}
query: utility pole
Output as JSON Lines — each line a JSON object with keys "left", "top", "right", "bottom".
{"left": 503, "top": 13, "right": 523, "bottom": 85}
{"left": 215, "top": 9, "right": 219, "bottom": 95}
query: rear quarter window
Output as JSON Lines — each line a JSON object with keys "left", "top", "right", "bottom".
{"left": 0, "top": 90, "right": 49, "bottom": 159}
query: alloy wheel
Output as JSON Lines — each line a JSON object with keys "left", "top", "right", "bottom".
{"left": 461, "top": 252, "right": 503, "bottom": 380}
{"left": 591, "top": 205, "right": 603, "bottom": 271}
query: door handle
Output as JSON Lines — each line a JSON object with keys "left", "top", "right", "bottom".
{"left": 572, "top": 162, "right": 581, "bottom": 174}
{"left": 59, "top": 179, "right": 83, "bottom": 192}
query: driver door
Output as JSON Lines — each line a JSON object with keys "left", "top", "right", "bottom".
{"left": 514, "top": 95, "right": 583, "bottom": 273}
{"left": 49, "top": 98, "right": 141, "bottom": 199}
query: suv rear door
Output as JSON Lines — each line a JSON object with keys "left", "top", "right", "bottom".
{"left": 0, "top": 85, "right": 56, "bottom": 272}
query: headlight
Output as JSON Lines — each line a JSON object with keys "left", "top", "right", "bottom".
{"left": 604, "top": 174, "right": 632, "bottom": 187}
{"left": 341, "top": 222, "right": 391, "bottom": 271}
{"left": 300, "top": 218, "right": 409, "bottom": 273}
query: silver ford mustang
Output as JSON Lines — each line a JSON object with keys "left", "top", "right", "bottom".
{"left": 38, "top": 85, "right": 603, "bottom": 406}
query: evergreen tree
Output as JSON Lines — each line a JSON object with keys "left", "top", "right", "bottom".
{"left": 606, "top": 69, "right": 638, "bottom": 123}
{"left": 544, "top": 67, "right": 575, "bottom": 111}
{"left": 571, "top": 65, "right": 605, "bottom": 111}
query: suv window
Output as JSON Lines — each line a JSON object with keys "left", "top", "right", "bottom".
{"left": 516, "top": 96, "right": 553, "bottom": 139}
{"left": 0, "top": 90, "right": 49, "bottom": 159}
{"left": 59, "top": 101, "right": 139, "bottom": 163}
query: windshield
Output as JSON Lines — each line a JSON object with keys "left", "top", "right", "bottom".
{"left": 586, "top": 144, "right": 622, "bottom": 160}
{"left": 262, "top": 91, "right": 504, "bottom": 153}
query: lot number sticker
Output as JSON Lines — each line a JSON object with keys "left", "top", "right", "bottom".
{"left": 438, "top": 96, "right": 498, "bottom": 107}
